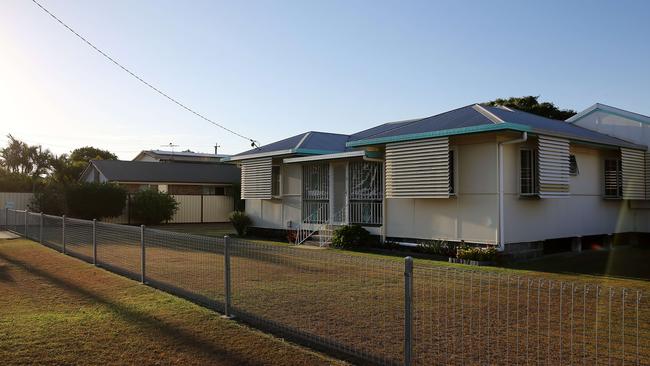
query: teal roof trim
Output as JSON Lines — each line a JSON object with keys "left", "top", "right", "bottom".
{"left": 346, "top": 122, "right": 531, "bottom": 147}
{"left": 293, "top": 148, "right": 343, "bottom": 155}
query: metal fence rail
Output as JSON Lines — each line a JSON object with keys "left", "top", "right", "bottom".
{"left": 2, "top": 208, "right": 649, "bottom": 366}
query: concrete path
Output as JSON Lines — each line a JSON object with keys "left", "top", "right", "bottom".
{"left": 0, "top": 231, "right": 20, "bottom": 240}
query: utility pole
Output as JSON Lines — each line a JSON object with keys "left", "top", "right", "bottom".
{"left": 214, "top": 143, "right": 221, "bottom": 155}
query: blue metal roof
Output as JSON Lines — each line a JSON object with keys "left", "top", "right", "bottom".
{"left": 349, "top": 105, "right": 493, "bottom": 142}
{"left": 232, "top": 131, "right": 350, "bottom": 158}
{"left": 484, "top": 106, "right": 643, "bottom": 148}
{"left": 232, "top": 104, "right": 645, "bottom": 159}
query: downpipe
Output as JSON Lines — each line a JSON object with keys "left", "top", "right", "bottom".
{"left": 498, "top": 132, "right": 527, "bottom": 251}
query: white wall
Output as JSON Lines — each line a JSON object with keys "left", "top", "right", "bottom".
{"left": 245, "top": 163, "right": 302, "bottom": 229}
{"left": 503, "top": 144, "right": 650, "bottom": 243}
{"left": 385, "top": 135, "right": 499, "bottom": 243}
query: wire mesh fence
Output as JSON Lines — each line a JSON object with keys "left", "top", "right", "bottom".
{"left": 2, "top": 208, "right": 649, "bottom": 366}
{"left": 95, "top": 221, "right": 142, "bottom": 281}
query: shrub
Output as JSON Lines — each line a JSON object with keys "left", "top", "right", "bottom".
{"left": 66, "top": 183, "right": 127, "bottom": 219}
{"left": 130, "top": 189, "right": 178, "bottom": 225}
{"left": 456, "top": 247, "right": 498, "bottom": 262}
{"left": 415, "top": 240, "right": 464, "bottom": 257}
{"left": 331, "top": 225, "right": 375, "bottom": 249}
{"left": 229, "top": 211, "right": 252, "bottom": 237}
{"left": 286, "top": 229, "right": 297, "bottom": 244}
{"left": 29, "top": 183, "right": 66, "bottom": 215}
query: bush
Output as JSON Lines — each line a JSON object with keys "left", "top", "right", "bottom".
{"left": 229, "top": 211, "right": 252, "bottom": 236}
{"left": 456, "top": 247, "right": 498, "bottom": 262}
{"left": 29, "top": 183, "right": 66, "bottom": 215}
{"left": 130, "top": 189, "right": 178, "bottom": 225}
{"left": 331, "top": 225, "right": 375, "bottom": 249}
{"left": 66, "top": 183, "right": 127, "bottom": 220}
{"left": 415, "top": 240, "right": 465, "bottom": 257}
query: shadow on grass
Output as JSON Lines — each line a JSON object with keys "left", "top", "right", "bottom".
{"left": 506, "top": 245, "right": 650, "bottom": 281}
{"left": 0, "top": 263, "right": 14, "bottom": 283}
{"left": 0, "top": 251, "right": 260, "bottom": 366}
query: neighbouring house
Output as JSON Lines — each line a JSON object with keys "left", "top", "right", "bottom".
{"left": 227, "top": 103, "right": 650, "bottom": 256}
{"left": 79, "top": 160, "right": 240, "bottom": 223}
{"left": 133, "top": 149, "right": 229, "bottom": 163}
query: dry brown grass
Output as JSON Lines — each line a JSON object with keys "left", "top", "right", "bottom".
{"left": 14, "top": 224, "right": 650, "bottom": 365}
{"left": 0, "top": 239, "right": 345, "bottom": 366}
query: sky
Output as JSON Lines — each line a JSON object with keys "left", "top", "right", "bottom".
{"left": 1, "top": 0, "right": 649, "bottom": 159}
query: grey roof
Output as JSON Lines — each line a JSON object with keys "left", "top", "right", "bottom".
{"left": 139, "top": 149, "right": 229, "bottom": 163}
{"left": 91, "top": 160, "right": 240, "bottom": 184}
{"left": 483, "top": 106, "right": 642, "bottom": 148}
{"left": 231, "top": 104, "right": 645, "bottom": 159}
{"left": 349, "top": 105, "right": 491, "bottom": 142}
{"left": 347, "top": 104, "right": 644, "bottom": 149}
{"left": 233, "top": 131, "right": 350, "bottom": 157}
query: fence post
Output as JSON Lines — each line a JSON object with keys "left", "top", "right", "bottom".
{"left": 39, "top": 212, "right": 43, "bottom": 244}
{"left": 404, "top": 256, "right": 414, "bottom": 366}
{"left": 62, "top": 215, "right": 66, "bottom": 254}
{"left": 24, "top": 210, "right": 28, "bottom": 238}
{"left": 92, "top": 219, "right": 97, "bottom": 265}
{"left": 223, "top": 235, "right": 233, "bottom": 318}
{"left": 140, "top": 225, "right": 146, "bottom": 284}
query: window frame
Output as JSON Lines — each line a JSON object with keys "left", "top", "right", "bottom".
{"left": 519, "top": 147, "right": 539, "bottom": 197}
{"left": 448, "top": 148, "right": 457, "bottom": 196}
{"left": 271, "top": 165, "right": 282, "bottom": 197}
{"left": 603, "top": 158, "right": 623, "bottom": 199}
{"left": 569, "top": 154, "right": 579, "bottom": 176}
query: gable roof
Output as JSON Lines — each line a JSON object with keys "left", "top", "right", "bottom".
{"left": 88, "top": 160, "right": 240, "bottom": 184}
{"left": 228, "top": 131, "right": 350, "bottom": 161}
{"left": 566, "top": 103, "right": 650, "bottom": 125}
{"left": 347, "top": 104, "right": 645, "bottom": 149}
{"left": 230, "top": 103, "right": 646, "bottom": 160}
{"left": 135, "top": 149, "right": 229, "bottom": 163}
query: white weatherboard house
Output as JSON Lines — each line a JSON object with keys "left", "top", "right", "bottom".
{"left": 228, "top": 104, "right": 650, "bottom": 255}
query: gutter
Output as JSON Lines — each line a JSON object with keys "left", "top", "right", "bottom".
{"left": 497, "top": 132, "right": 527, "bottom": 251}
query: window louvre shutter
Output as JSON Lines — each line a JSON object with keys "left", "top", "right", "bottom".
{"left": 647, "top": 152, "right": 650, "bottom": 200}
{"left": 240, "top": 157, "right": 272, "bottom": 199}
{"left": 537, "top": 135, "right": 570, "bottom": 198}
{"left": 385, "top": 137, "right": 450, "bottom": 198}
{"left": 621, "top": 148, "right": 646, "bottom": 200}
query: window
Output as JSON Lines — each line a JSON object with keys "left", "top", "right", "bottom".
{"left": 449, "top": 150, "right": 456, "bottom": 195}
{"left": 569, "top": 155, "right": 579, "bottom": 176}
{"left": 202, "top": 186, "right": 225, "bottom": 195}
{"left": 520, "top": 149, "right": 538, "bottom": 195}
{"left": 271, "top": 165, "right": 281, "bottom": 196}
{"left": 604, "top": 158, "right": 622, "bottom": 198}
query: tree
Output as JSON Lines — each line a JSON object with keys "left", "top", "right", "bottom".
{"left": 0, "top": 134, "right": 53, "bottom": 178}
{"left": 66, "top": 183, "right": 127, "bottom": 219}
{"left": 70, "top": 146, "right": 118, "bottom": 163}
{"left": 486, "top": 96, "right": 577, "bottom": 120}
{"left": 130, "top": 190, "right": 179, "bottom": 225}
{"left": 49, "top": 154, "right": 87, "bottom": 185}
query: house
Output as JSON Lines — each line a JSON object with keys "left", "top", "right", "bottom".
{"left": 228, "top": 103, "right": 650, "bottom": 255}
{"left": 80, "top": 160, "right": 240, "bottom": 223}
{"left": 133, "top": 149, "right": 229, "bottom": 163}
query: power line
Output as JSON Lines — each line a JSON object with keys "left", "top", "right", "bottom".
{"left": 30, "top": 0, "right": 260, "bottom": 148}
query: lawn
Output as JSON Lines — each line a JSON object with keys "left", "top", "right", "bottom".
{"left": 0, "top": 238, "right": 344, "bottom": 366}
{"left": 16, "top": 220, "right": 650, "bottom": 365}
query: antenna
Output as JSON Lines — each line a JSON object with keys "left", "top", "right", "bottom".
{"left": 161, "top": 143, "right": 179, "bottom": 160}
